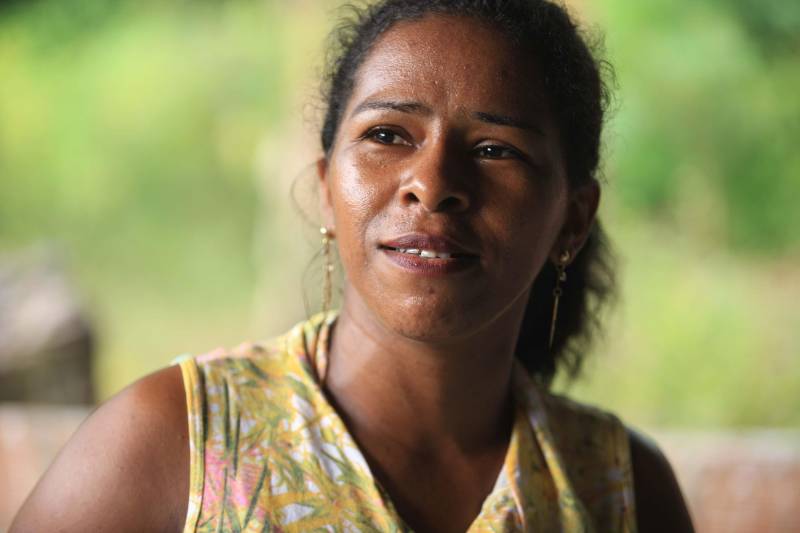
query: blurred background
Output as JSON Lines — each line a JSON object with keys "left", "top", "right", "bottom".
{"left": 0, "top": 0, "right": 798, "bottom": 530}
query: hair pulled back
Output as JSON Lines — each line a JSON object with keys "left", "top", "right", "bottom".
{"left": 319, "top": 0, "right": 616, "bottom": 383}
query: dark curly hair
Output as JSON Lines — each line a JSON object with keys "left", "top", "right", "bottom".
{"left": 319, "top": 0, "right": 616, "bottom": 384}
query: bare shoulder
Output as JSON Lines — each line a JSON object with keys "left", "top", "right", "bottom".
{"left": 11, "top": 365, "right": 189, "bottom": 533}
{"left": 627, "top": 427, "right": 695, "bottom": 533}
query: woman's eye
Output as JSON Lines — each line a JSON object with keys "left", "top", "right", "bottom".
{"left": 365, "top": 128, "right": 406, "bottom": 145}
{"left": 476, "top": 144, "right": 519, "bottom": 160}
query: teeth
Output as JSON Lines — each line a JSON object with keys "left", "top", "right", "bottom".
{"left": 395, "top": 248, "right": 452, "bottom": 259}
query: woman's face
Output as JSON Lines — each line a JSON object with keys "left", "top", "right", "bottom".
{"left": 319, "top": 14, "right": 598, "bottom": 342}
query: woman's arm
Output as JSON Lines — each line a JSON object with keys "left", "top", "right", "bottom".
{"left": 629, "top": 428, "right": 695, "bottom": 533}
{"left": 10, "top": 365, "right": 189, "bottom": 533}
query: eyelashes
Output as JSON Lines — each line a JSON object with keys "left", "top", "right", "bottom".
{"left": 474, "top": 144, "right": 524, "bottom": 160}
{"left": 360, "top": 127, "right": 410, "bottom": 146}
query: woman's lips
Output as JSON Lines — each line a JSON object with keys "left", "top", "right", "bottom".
{"left": 379, "top": 246, "right": 479, "bottom": 276}
{"left": 380, "top": 233, "right": 479, "bottom": 257}
{"left": 379, "top": 232, "right": 480, "bottom": 276}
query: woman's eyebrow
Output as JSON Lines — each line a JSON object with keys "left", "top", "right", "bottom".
{"left": 350, "top": 99, "right": 544, "bottom": 135}
{"left": 473, "top": 111, "right": 544, "bottom": 135}
{"left": 350, "top": 99, "right": 432, "bottom": 117}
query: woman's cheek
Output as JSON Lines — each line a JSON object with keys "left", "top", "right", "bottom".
{"left": 336, "top": 151, "right": 394, "bottom": 215}
{"left": 330, "top": 153, "right": 395, "bottom": 269}
{"left": 484, "top": 185, "right": 559, "bottom": 275}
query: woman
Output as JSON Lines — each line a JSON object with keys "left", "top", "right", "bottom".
{"left": 12, "top": 0, "right": 694, "bottom": 531}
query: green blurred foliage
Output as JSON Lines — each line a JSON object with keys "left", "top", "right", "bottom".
{"left": 594, "top": 0, "right": 800, "bottom": 253}
{"left": 0, "top": 0, "right": 798, "bottom": 427}
{"left": 597, "top": 0, "right": 800, "bottom": 253}
{"left": 562, "top": 0, "right": 800, "bottom": 428}
{"left": 0, "top": 0, "right": 329, "bottom": 396}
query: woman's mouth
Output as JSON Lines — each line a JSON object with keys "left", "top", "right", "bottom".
{"left": 379, "top": 245, "right": 479, "bottom": 276}
{"left": 381, "top": 247, "right": 471, "bottom": 260}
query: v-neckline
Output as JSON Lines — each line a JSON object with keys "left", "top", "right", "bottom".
{"left": 300, "top": 311, "right": 527, "bottom": 532}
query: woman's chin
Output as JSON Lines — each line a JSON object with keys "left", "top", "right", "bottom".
{"left": 373, "top": 295, "right": 494, "bottom": 344}
{"left": 343, "top": 274, "right": 524, "bottom": 345}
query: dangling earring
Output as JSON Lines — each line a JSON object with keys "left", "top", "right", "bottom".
{"left": 320, "top": 227, "right": 335, "bottom": 314}
{"left": 549, "top": 250, "right": 571, "bottom": 351}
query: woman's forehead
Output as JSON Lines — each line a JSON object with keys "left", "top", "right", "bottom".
{"left": 344, "top": 14, "right": 549, "bottom": 120}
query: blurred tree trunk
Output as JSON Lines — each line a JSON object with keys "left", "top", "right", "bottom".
{"left": 0, "top": 247, "right": 94, "bottom": 404}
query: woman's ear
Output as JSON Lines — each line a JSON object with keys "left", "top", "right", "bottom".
{"left": 317, "top": 157, "right": 335, "bottom": 230}
{"left": 550, "top": 179, "right": 601, "bottom": 263}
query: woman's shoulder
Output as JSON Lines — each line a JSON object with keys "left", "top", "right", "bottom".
{"left": 11, "top": 320, "right": 309, "bottom": 533}
{"left": 627, "top": 427, "right": 695, "bottom": 532}
{"left": 535, "top": 390, "right": 636, "bottom": 516}
{"left": 538, "top": 388, "right": 629, "bottom": 449}
{"left": 537, "top": 390, "right": 694, "bottom": 532}
{"left": 185, "top": 319, "right": 323, "bottom": 400}
{"left": 11, "top": 365, "right": 190, "bottom": 533}
{"left": 179, "top": 316, "right": 321, "bottom": 380}
{"left": 176, "top": 325, "right": 320, "bottom": 405}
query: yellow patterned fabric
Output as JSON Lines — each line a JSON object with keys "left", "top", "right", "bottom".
{"left": 175, "top": 312, "right": 637, "bottom": 532}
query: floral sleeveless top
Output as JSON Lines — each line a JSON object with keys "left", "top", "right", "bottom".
{"left": 175, "top": 312, "right": 637, "bottom": 532}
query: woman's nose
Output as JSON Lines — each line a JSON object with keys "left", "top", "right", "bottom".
{"left": 397, "top": 141, "right": 471, "bottom": 213}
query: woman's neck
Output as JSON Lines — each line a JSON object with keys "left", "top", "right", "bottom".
{"left": 324, "top": 288, "right": 525, "bottom": 456}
